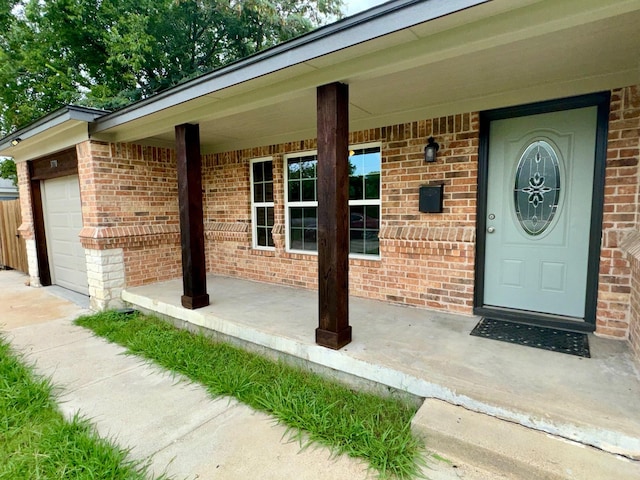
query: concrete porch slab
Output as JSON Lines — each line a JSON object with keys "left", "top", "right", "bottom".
{"left": 123, "top": 274, "right": 640, "bottom": 466}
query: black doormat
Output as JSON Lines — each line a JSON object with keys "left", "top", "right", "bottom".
{"left": 470, "top": 318, "right": 590, "bottom": 358}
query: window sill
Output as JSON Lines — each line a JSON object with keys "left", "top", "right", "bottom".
{"left": 283, "top": 249, "right": 381, "bottom": 264}
{"left": 251, "top": 247, "right": 276, "bottom": 257}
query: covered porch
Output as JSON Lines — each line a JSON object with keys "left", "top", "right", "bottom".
{"left": 123, "top": 274, "right": 640, "bottom": 476}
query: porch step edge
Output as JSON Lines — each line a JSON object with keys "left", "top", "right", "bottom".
{"left": 412, "top": 398, "right": 640, "bottom": 480}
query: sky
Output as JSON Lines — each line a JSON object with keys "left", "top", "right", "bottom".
{"left": 343, "top": 0, "right": 389, "bottom": 16}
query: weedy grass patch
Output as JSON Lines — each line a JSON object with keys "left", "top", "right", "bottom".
{"left": 0, "top": 335, "right": 166, "bottom": 480}
{"left": 75, "top": 310, "right": 426, "bottom": 479}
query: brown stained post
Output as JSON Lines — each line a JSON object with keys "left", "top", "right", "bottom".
{"left": 176, "top": 123, "right": 210, "bottom": 309}
{"left": 28, "top": 171, "right": 51, "bottom": 286}
{"left": 316, "top": 82, "right": 352, "bottom": 349}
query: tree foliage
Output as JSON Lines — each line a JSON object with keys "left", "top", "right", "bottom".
{"left": 0, "top": 0, "right": 343, "bottom": 135}
{"left": 0, "top": 157, "right": 17, "bottom": 185}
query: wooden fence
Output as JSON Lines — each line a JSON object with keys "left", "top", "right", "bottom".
{"left": 0, "top": 199, "right": 28, "bottom": 273}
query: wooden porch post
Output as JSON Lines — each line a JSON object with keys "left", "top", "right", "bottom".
{"left": 176, "top": 123, "right": 210, "bottom": 309}
{"left": 316, "top": 82, "right": 351, "bottom": 349}
{"left": 28, "top": 167, "right": 51, "bottom": 286}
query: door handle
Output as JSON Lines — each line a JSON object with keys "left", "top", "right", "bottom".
{"left": 487, "top": 226, "right": 495, "bottom": 234}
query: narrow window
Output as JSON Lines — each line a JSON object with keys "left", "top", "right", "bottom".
{"left": 284, "top": 145, "right": 381, "bottom": 258}
{"left": 251, "top": 158, "right": 275, "bottom": 249}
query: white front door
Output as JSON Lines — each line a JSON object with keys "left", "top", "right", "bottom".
{"left": 42, "top": 175, "right": 88, "bottom": 295}
{"left": 483, "top": 107, "right": 598, "bottom": 319}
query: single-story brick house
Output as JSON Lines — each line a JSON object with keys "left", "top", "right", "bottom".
{"left": 1, "top": 0, "right": 639, "bottom": 360}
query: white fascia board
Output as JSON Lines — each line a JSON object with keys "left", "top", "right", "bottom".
{"left": 0, "top": 106, "right": 108, "bottom": 155}
{"left": 91, "top": 0, "right": 489, "bottom": 134}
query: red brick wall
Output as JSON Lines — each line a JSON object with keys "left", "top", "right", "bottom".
{"left": 374, "top": 116, "right": 478, "bottom": 312}
{"left": 611, "top": 85, "right": 640, "bottom": 361}
{"left": 631, "top": 271, "right": 640, "bottom": 362}
{"left": 16, "top": 161, "right": 34, "bottom": 240}
{"left": 124, "top": 240, "right": 181, "bottom": 286}
{"left": 77, "top": 140, "right": 182, "bottom": 286}
{"left": 77, "top": 141, "right": 179, "bottom": 229}
{"left": 203, "top": 140, "right": 318, "bottom": 289}
{"left": 623, "top": 232, "right": 640, "bottom": 362}
{"left": 598, "top": 87, "right": 640, "bottom": 338}
{"left": 202, "top": 115, "right": 478, "bottom": 314}
{"left": 64, "top": 85, "right": 640, "bottom": 345}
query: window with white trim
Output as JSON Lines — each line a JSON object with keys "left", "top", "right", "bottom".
{"left": 285, "top": 145, "right": 381, "bottom": 257}
{"left": 251, "top": 158, "right": 275, "bottom": 249}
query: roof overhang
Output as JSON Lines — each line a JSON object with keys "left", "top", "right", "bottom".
{"left": 0, "top": 106, "right": 108, "bottom": 162}
{"left": 90, "top": 0, "right": 489, "bottom": 134}
{"left": 89, "top": 0, "right": 640, "bottom": 154}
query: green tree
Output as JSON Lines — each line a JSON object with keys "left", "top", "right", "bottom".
{"left": 0, "top": 158, "right": 17, "bottom": 185}
{"left": 0, "top": 0, "right": 344, "bottom": 135}
{"left": 0, "top": 1, "right": 88, "bottom": 133}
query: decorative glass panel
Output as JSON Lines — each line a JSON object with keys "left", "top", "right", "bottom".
{"left": 514, "top": 141, "right": 560, "bottom": 236}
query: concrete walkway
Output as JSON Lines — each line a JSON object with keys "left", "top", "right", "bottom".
{"left": 0, "top": 270, "right": 496, "bottom": 480}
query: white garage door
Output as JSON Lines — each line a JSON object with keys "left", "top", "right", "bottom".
{"left": 42, "top": 175, "right": 88, "bottom": 295}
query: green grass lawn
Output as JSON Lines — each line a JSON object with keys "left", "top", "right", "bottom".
{"left": 75, "top": 310, "right": 426, "bottom": 479}
{"left": 0, "top": 335, "right": 164, "bottom": 480}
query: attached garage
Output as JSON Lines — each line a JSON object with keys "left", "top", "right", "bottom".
{"left": 23, "top": 146, "right": 92, "bottom": 296}
{"left": 41, "top": 175, "right": 87, "bottom": 295}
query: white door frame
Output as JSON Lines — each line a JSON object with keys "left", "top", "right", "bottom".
{"left": 474, "top": 93, "right": 610, "bottom": 332}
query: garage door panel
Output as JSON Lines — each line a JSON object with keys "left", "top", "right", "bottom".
{"left": 42, "top": 175, "right": 88, "bottom": 295}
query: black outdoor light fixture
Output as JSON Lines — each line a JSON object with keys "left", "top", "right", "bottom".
{"left": 424, "top": 136, "right": 439, "bottom": 163}
{"left": 10, "top": 138, "right": 22, "bottom": 146}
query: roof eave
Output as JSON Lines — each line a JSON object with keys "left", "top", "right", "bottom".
{"left": 0, "top": 105, "right": 109, "bottom": 154}
{"left": 91, "top": 0, "right": 489, "bottom": 134}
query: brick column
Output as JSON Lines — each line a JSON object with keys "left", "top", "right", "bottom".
{"left": 77, "top": 140, "right": 126, "bottom": 310}
{"left": 599, "top": 86, "right": 640, "bottom": 338}
{"left": 16, "top": 161, "right": 41, "bottom": 287}
{"left": 85, "top": 248, "right": 125, "bottom": 310}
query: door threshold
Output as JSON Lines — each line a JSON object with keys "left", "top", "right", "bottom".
{"left": 44, "top": 285, "right": 90, "bottom": 309}
{"left": 474, "top": 306, "right": 595, "bottom": 333}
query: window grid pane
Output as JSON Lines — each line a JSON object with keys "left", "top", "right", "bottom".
{"left": 252, "top": 160, "right": 274, "bottom": 249}
{"left": 349, "top": 149, "right": 381, "bottom": 201}
{"left": 286, "top": 148, "right": 380, "bottom": 257}
{"left": 289, "top": 206, "right": 317, "bottom": 252}
{"left": 288, "top": 156, "right": 317, "bottom": 204}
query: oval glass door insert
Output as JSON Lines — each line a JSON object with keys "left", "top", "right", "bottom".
{"left": 514, "top": 140, "right": 560, "bottom": 236}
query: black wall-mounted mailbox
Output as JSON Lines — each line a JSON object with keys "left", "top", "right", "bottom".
{"left": 419, "top": 184, "right": 444, "bottom": 213}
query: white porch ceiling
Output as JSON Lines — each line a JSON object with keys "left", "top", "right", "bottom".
{"left": 91, "top": 0, "right": 640, "bottom": 154}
